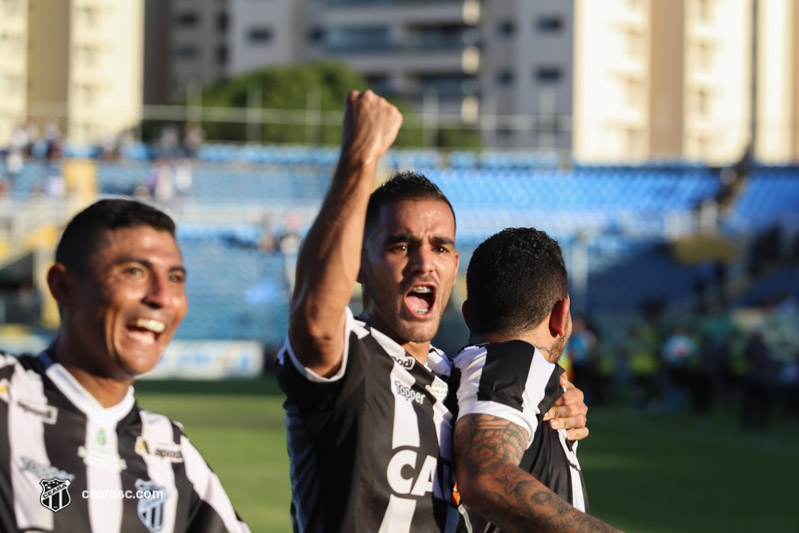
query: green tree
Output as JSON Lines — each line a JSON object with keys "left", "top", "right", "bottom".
{"left": 144, "top": 61, "right": 481, "bottom": 149}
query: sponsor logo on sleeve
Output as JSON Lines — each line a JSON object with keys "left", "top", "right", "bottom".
{"left": 135, "top": 437, "right": 184, "bottom": 463}
{"left": 18, "top": 457, "right": 75, "bottom": 482}
{"left": 16, "top": 398, "right": 58, "bottom": 424}
{"left": 0, "top": 378, "right": 9, "bottom": 403}
{"left": 390, "top": 354, "right": 416, "bottom": 370}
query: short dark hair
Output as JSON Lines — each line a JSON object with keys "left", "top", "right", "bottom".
{"left": 55, "top": 199, "right": 177, "bottom": 276}
{"left": 466, "top": 227, "right": 568, "bottom": 336}
{"left": 365, "top": 171, "right": 456, "bottom": 231}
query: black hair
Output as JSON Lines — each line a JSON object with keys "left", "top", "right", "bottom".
{"left": 466, "top": 227, "right": 568, "bottom": 336}
{"left": 365, "top": 171, "right": 456, "bottom": 231}
{"left": 55, "top": 199, "right": 176, "bottom": 276}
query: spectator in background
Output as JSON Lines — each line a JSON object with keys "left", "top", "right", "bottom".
{"left": 183, "top": 122, "right": 206, "bottom": 159}
{"left": 661, "top": 327, "right": 699, "bottom": 411}
{"left": 566, "top": 315, "right": 598, "bottom": 406}
{"left": 741, "top": 328, "right": 774, "bottom": 429}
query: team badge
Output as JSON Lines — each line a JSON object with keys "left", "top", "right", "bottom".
{"left": 136, "top": 479, "right": 166, "bottom": 532}
{"left": 39, "top": 478, "right": 71, "bottom": 512}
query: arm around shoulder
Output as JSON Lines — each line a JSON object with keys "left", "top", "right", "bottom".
{"left": 454, "top": 414, "right": 621, "bottom": 533}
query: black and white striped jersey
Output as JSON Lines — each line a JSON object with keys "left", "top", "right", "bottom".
{"left": 0, "top": 350, "right": 250, "bottom": 533}
{"left": 454, "top": 340, "right": 588, "bottom": 531}
{"left": 277, "top": 308, "right": 461, "bottom": 533}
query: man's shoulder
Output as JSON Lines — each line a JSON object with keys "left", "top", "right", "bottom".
{"left": 0, "top": 351, "right": 46, "bottom": 376}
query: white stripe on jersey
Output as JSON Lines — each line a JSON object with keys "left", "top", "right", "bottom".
{"left": 85, "top": 416, "right": 124, "bottom": 532}
{"left": 9, "top": 364, "right": 53, "bottom": 531}
{"left": 378, "top": 495, "right": 416, "bottom": 533}
{"left": 389, "top": 364, "right": 420, "bottom": 449}
{"left": 455, "top": 345, "right": 555, "bottom": 447}
{"left": 139, "top": 410, "right": 179, "bottom": 533}
{"left": 181, "top": 436, "right": 251, "bottom": 533}
{"left": 557, "top": 431, "right": 586, "bottom": 512}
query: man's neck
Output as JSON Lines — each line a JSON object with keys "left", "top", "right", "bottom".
{"left": 402, "top": 340, "right": 430, "bottom": 365}
{"left": 359, "top": 312, "right": 431, "bottom": 365}
{"left": 470, "top": 328, "right": 557, "bottom": 363}
{"left": 50, "top": 341, "right": 132, "bottom": 408}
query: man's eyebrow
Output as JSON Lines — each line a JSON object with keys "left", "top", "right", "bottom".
{"left": 384, "top": 234, "right": 419, "bottom": 245}
{"left": 430, "top": 235, "right": 455, "bottom": 247}
{"left": 114, "top": 257, "right": 187, "bottom": 274}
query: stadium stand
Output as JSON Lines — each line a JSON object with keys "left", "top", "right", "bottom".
{"left": 3, "top": 144, "right": 799, "bottom": 347}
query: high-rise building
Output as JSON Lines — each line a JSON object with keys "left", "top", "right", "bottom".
{"left": 573, "top": 0, "right": 799, "bottom": 165}
{"left": 0, "top": 0, "right": 144, "bottom": 146}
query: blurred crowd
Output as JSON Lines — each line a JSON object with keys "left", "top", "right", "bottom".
{"left": 0, "top": 121, "right": 204, "bottom": 203}
{"left": 563, "top": 294, "right": 799, "bottom": 429}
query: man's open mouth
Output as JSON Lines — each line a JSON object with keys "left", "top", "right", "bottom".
{"left": 405, "top": 284, "right": 436, "bottom": 317}
{"left": 127, "top": 318, "right": 166, "bottom": 344}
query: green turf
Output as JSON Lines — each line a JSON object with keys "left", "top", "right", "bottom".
{"left": 137, "top": 376, "right": 799, "bottom": 533}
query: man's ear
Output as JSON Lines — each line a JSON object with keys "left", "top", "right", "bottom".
{"left": 461, "top": 299, "right": 471, "bottom": 330}
{"left": 548, "top": 297, "right": 571, "bottom": 338}
{"left": 47, "top": 263, "right": 78, "bottom": 311}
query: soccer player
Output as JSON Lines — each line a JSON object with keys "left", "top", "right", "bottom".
{"left": 0, "top": 199, "right": 250, "bottom": 533}
{"left": 453, "top": 228, "right": 620, "bottom": 532}
{"left": 278, "top": 90, "right": 589, "bottom": 532}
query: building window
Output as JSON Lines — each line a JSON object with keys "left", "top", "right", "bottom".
{"left": 536, "top": 15, "right": 563, "bottom": 33}
{"left": 217, "top": 13, "right": 228, "bottom": 32}
{"left": 308, "top": 27, "right": 324, "bottom": 43}
{"left": 217, "top": 45, "right": 228, "bottom": 65}
{"left": 248, "top": 27, "right": 273, "bottom": 44}
{"left": 177, "top": 12, "right": 199, "bottom": 27}
{"left": 694, "top": 88, "right": 711, "bottom": 115}
{"left": 176, "top": 45, "right": 198, "bottom": 59}
{"left": 497, "top": 21, "right": 515, "bottom": 37}
{"left": 696, "top": 0, "right": 714, "bottom": 22}
{"left": 535, "top": 66, "right": 562, "bottom": 83}
{"left": 496, "top": 70, "right": 514, "bottom": 86}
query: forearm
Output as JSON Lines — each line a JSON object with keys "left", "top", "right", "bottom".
{"left": 461, "top": 466, "right": 616, "bottom": 533}
{"left": 288, "top": 90, "right": 402, "bottom": 373}
{"left": 455, "top": 414, "right": 620, "bottom": 533}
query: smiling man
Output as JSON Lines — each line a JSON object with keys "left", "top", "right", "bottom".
{"left": 0, "top": 199, "right": 249, "bottom": 533}
{"left": 278, "top": 90, "right": 589, "bottom": 533}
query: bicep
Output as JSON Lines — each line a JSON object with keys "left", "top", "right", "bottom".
{"left": 454, "top": 413, "right": 530, "bottom": 481}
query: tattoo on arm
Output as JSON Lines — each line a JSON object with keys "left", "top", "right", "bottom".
{"left": 455, "top": 414, "right": 617, "bottom": 533}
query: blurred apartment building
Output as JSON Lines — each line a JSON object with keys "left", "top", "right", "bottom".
{"left": 0, "top": 0, "right": 144, "bottom": 146}
{"left": 2, "top": 0, "right": 799, "bottom": 164}
{"left": 151, "top": 0, "right": 799, "bottom": 164}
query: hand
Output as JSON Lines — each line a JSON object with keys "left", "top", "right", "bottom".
{"left": 341, "top": 90, "right": 403, "bottom": 166}
{"left": 542, "top": 373, "right": 589, "bottom": 441}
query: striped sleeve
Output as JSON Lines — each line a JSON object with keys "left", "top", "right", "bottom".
{"left": 179, "top": 434, "right": 251, "bottom": 533}
{"left": 454, "top": 341, "right": 556, "bottom": 446}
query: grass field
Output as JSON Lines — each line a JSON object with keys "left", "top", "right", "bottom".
{"left": 136, "top": 375, "right": 799, "bottom": 533}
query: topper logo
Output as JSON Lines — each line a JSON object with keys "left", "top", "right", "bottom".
{"left": 393, "top": 381, "right": 425, "bottom": 405}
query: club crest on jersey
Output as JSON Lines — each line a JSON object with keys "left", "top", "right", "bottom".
{"left": 136, "top": 479, "right": 166, "bottom": 532}
{"left": 39, "top": 478, "right": 71, "bottom": 512}
{"left": 135, "top": 437, "right": 184, "bottom": 462}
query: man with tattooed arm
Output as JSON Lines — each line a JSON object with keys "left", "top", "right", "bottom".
{"left": 453, "top": 227, "right": 621, "bottom": 533}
